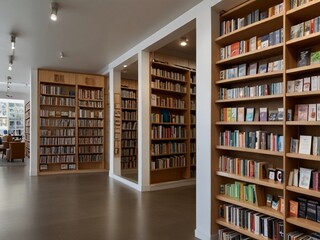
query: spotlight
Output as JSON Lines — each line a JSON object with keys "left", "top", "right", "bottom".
{"left": 50, "top": 2, "right": 58, "bottom": 21}
{"left": 180, "top": 37, "right": 188, "bottom": 47}
{"left": 8, "top": 55, "right": 13, "bottom": 71}
{"left": 11, "top": 34, "right": 16, "bottom": 50}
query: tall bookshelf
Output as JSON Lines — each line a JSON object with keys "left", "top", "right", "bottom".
{"left": 38, "top": 69, "right": 106, "bottom": 174}
{"left": 25, "top": 101, "right": 30, "bottom": 158}
{"left": 150, "top": 60, "right": 196, "bottom": 184}
{"left": 212, "top": 0, "right": 320, "bottom": 238}
{"left": 190, "top": 71, "right": 196, "bottom": 178}
{"left": 121, "top": 79, "right": 138, "bottom": 172}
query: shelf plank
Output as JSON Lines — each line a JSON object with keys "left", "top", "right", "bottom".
{"left": 216, "top": 171, "right": 283, "bottom": 190}
{"left": 121, "top": 87, "right": 137, "bottom": 91}
{"left": 40, "top": 104, "right": 75, "bottom": 107}
{"left": 120, "top": 96, "right": 137, "bottom": 100}
{"left": 78, "top": 106, "right": 103, "bottom": 109}
{"left": 286, "top": 153, "right": 320, "bottom": 162}
{"left": 286, "top": 90, "right": 320, "bottom": 98}
{"left": 286, "top": 0, "right": 320, "bottom": 22}
{"left": 121, "top": 108, "right": 137, "bottom": 110}
{"left": 150, "top": 166, "right": 186, "bottom": 172}
{"left": 216, "top": 121, "right": 283, "bottom": 126}
{"left": 78, "top": 98, "right": 103, "bottom": 102}
{"left": 151, "top": 74, "right": 187, "bottom": 84}
{"left": 122, "top": 119, "right": 137, "bottom": 122}
{"left": 286, "top": 121, "right": 320, "bottom": 126}
{"left": 79, "top": 161, "right": 103, "bottom": 164}
{"left": 216, "top": 44, "right": 283, "bottom": 66}
{"left": 216, "top": 146, "right": 284, "bottom": 157}
{"left": 151, "top": 122, "right": 187, "bottom": 125}
{"left": 286, "top": 64, "right": 320, "bottom": 75}
{"left": 151, "top": 106, "right": 187, "bottom": 111}
{"left": 216, "top": 195, "right": 284, "bottom": 220}
{"left": 40, "top": 93, "right": 75, "bottom": 98}
{"left": 287, "top": 217, "right": 320, "bottom": 233}
{"left": 286, "top": 32, "right": 320, "bottom": 49}
{"left": 151, "top": 87, "right": 187, "bottom": 95}
{"left": 216, "top": 71, "right": 283, "bottom": 85}
{"left": 151, "top": 138, "right": 187, "bottom": 141}
{"left": 151, "top": 152, "right": 187, "bottom": 157}
{"left": 216, "top": 219, "right": 267, "bottom": 240}
{"left": 286, "top": 186, "right": 320, "bottom": 198}
{"left": 216, "top": 94, "right": 283, "bottom": 103}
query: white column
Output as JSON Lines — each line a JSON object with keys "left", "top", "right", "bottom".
{"left": 109, "top": 68, "right": 121, "bottom": 177}
{"left": 138, "top": 51, "right": 150, "bottom": 190}
{"left": 29, "top": 69, "right": 38, "bottom": 176}
{"left": 195, "top": 3, "right": 213, "bottom": 240}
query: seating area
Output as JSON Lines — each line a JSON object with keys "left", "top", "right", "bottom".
{"left": 0, "top": 135, "right": 25, "bottom": 162}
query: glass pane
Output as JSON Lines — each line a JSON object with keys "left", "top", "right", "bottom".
{"left": 0, "top": 103, "right": 7, "bottom": 117}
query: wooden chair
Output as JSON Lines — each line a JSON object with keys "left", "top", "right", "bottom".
{"left": 7, "top": 142, "right": 25, "bottom": 162}
{"left": 0, "top": 135, "right": 13, "bottom": 158}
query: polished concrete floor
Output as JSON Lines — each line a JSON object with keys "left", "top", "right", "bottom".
{"left": 0, "top": 160, "right": 196, "bottom": 240}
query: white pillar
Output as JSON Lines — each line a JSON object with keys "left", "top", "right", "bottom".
{"left": 138, "top": 51, "right": 150, "bottom": 190}
{"left": 195, "top": 3, "right": 213, "bottom": 240}
{"left": 29, "top": 69, "right": 38, "bottom": 176}
{"left": 109, "top": 68, "right": 121, "bottom": 177}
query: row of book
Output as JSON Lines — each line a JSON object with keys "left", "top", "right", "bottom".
{"left": 122, "top": 121, "right": 137, "bottom": 130}
{"left": 290, "top": 135, "right": 320, "bottom": 155}
{"left": 190, "top": 127, "right": 196, "bottom": 138}
{"left": 288, "top": 167, "right": 320, "bottom": 191}
{"left": 151, "top": 112, "right": 185, "bottom": 124}
{"left": 287, "top": 75, "right": 320, "bottom": 93}
{"left": 121, "top": 130, "right": 137, "bottom": 139}
{"left": 78, "top": 119, "right": 103, "bottom": 127}
{"left": 218, "top": 82, "right": 283, "bottom": 100}
{"left": 191, "top": 114, "right": 196, "bottom": 124}
{"left": 151, "top": 67, "right": 186, "bottom": 82}
{"left": 40, "top": 84, "right": 75, "bottom": 96}
{"left": 218, "top": 155, "right": 270, "bottom": 180}
{"left": 151, "top": 126, "right": 187, "bottom": 139}
{"left": 219, "top": 130, "right": 283, "bottom": 152}
{"left": 290, "top": 0, "right": 313, "bottom": 9}
{"left": 219, "top": 204, "right": 284, "bottom": 239}
{"left": 151, "top": 79, "right": 187, "bottom": 93}
{"left": 151, "top": 94, "right": 186, "bottom": 109}
{"left": 151, "top": 155, "right": 186, "bottom": 170}
{"left": 78, "top": 89, "right": 103, "bottom": 100}
{"left": 40, "top": 118, "right": 76, "bottom": 127}
{"left": 40, "top": 146, "right": 75, "bottom": 154}
{"left": 121, "top": 89, "right": 136, "bottom": 99}
{"left": 220, "top": 107, "right": 284, "bottom": 122}
{"left": 78, "top": 137, "right": 103, "bottom": 145}
{"left": 292, "top": 104, "right": 320, "bottom": 121}
{"left": 78, "top": 145, "right": 103, "bottom": 154}
{"left": 151, "top": 142, "right": 186, "bottom": 156}
{"left": 121, "top": 148, "right": 137, "bottom": 157}
{"left": 40, "top": 129, "right": 75, "bottom": 137}
{"left": 221, "top": 181, "right": 259, "bottom": 205}
{"left": 40, "top": 96, "right": 75, "bottom": 106}
{"left": 190, "top": 100, "right": 196, "bottom": 110}
{"left": 40, "top": 110, "right": 75, "bottom": 118}
{"left": 79, "top": 154, "right": 103, "bottom": 162}
{"left": 39, "top": 155, "right": 75, "bottom": 164}
{"left": 289, "top": 197, "right": 320, "bottom": 223}
{"left": 79, "top": 128, "right": 103, "bottom": 136}
{"left": 191, "top": 155, "right": 196, "bottom": 166}
{"left": 121, "top": 111, "right": 136, "bottom": 121}
{"left": 79, "top": 109, "right": 103, "bottom": 118}
{"left": 190, "top": 85, "right": 196, "bottom": 94}
{"left": 218, "top": 228, "right": 250, "bottom": 240}
{"left": 121, "top": 160, "right": 136, "bottom": 169}
{"left": 40, "top": 137, "right": 75, "bottom": 145}
{"left": 220, "top": 28, "right": 283, "bottom": 60}
{"left": 79, "top": 100, "right": 103, "bottom": 108}
{"left": 290, "top": 15, "right": 320, "bottom": 40}
{"left": 219, "top": 59, "right": 283, "bottom": 80}
{"left": 287, "top": 231, "right": 320, "bottom": 240}
{"left": 297, "top": 49, "right": 320, "bottom": 67}
{"left": 121, "top": 100, "right": 137, "bottom": 109}
{"left": 121, "top": 139, "right": 136, "bottom": 148}
{"left": 220, "top": 3, "right": 283, "bottom": 36}
{"left": 191, "top": 142, "right": 196, "bottom": 152}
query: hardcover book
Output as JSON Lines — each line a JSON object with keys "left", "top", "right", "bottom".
{"left": 245, "top": 108, "right": 254, "bottom": 122}
{"left": 287, "top": 80, "right": 295, "bottom": 93}
{"left": 268, "top": 109, "right": 278, "bottom": 121}
{"left": 294, "top": 79, "right": 303, "bottom": 92}
{"left": 299, "top": 167, "right": 313, "bottom": 189}
{"left": 289, "top": 200, "right": 298, "bottom": 217}
{"left": 311, "top": 50, "right": 320, "bottom": 65}
{"left": 259, "top": 107, "right": 268, "bottom": 121}
{"left": 297, "top": 197, "right": 307, "bottom": 218}
{"left": 249, "top": 62, "right": 257, "bottom": 75}
{"left": 298, "top": 135, "right": 312, "bottom": 154}
{"left": 306, "top": 200, "right": 318, "bottom": 222}
{"left": 258, "top": 61, "right": 268, "bottom": 74}
{"left": 297, "top": 49, "right": 311, "bottom": 67}
{"left": 308, "top": 104, "right": 317, "bottom": 121}
{"left": 237, "top": 107, "right": 245, "bottom": 122}
{"left": 238, "top": 63, "right": 247, "bottom": 77}
{"left": 297, "top": 104, "right": 308, "bottom": 121}
{"left": 303, "top": 77, "right": 311, "bottom": 91}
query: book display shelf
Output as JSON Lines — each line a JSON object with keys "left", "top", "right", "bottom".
{"left": 213, "top": 0, "right": 320, "bottom": 238}
{"left": 25, "top": 101, "right": 30, "bottom": 158}
{"left": 121, "top": 79, "right": 138, "bottom": 172}
{"left": 38, "top": 69, "right": 106, "bottom": 175}
{"left": 150, "top": 60, "right": 196, "bottom": 184}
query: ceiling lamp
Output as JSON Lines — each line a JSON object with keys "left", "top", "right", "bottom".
{"left": 11, "top": 34, "right": 16, "bottom": 50}
{"left": 50, "top": 2, "right": 58, "bottom": 21}
{"left": 180, "top": 37, "right": 188, "bottom": 47}
{"left": 8, "top": 55, "right": 13, "bottom": 71}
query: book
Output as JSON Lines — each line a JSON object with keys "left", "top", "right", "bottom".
{"left": 272, "top": 199, "right": 279, "bottom": 211}
{"left": 289, "top": 200, "right": 298, "bottom": 217}
{"left": 245, "top": 108, "right": 254, "bottom": 122}
{"left": 259, "top": 107, "right": 268, "bottom": 121}
{"left": 277, "top": 108, "right": 284, "bottom": 121}
{"left": 290, "top": 138, "right": 299, "bottom": 153}
{"left": 298, "top": 135, "right": 312, "bottom": 154}
{"left": 258, "top": 61, "right": 268, "bottom": 74}
{"left": 266, "top": 194, "right": 273, "bottom": 207}
{"left": 268, "top": 168, "right": 276, "bottom": 180}
{"left": 287, "top": 80, "right": 295, "bottom": 93}
{"left": 287, "top": 109, "right": 293, "bottom": 121}
{"left": 249, "top": 36, "right": 257, "bottom": 51}
{"left": 268, "top": 109, "right": 278, "bottom": 121}
{"left": 311, "top": 50, "right": 320, "bottom": 65}
{"left": 303, "top": 77, "right": 311, "bottom": 91}
{"left": 230, "top": 42, "right": 240, "bottom": 57}
{"left": 308, "top": 104, "right": 317, "bottom": 121}
{"left": 306, "top": 200, "right": 318, "bottom": 221}
{"left": 317, "top": 104, "right": 320, "bottom": 121}
{"left": 249, "top": 62, "right": 257, "bottom": 75}
{"left": 237, "top": 107, "right": 245, "bottom": 122}
{"left": 276, "top": 169, "right": 284, "bottom": 183}
{"left": 297, "top": 197, "right": 308, "bottom": 218}
{"left": 299, "top": 167, "right": 313, "bottom": 189}
{"left": 238, "top": 63, "right": 247, "bottom": 77}
{"left": 293, "top": 169, "right": 299, "bottom": 187}
{"left": 297, "top": 49, "right": 311, "bottom": 67}
{"left": 294, "top": 79, "right": 303, "bottom": 92}
{"left": 297, "top": 104, "right": 308, "bottom": 121}
{"left": 288, "top": 170, "right": 294, "bottom": 186}
{"left": 311, "top": 76, "right": 319, "bottom": 91}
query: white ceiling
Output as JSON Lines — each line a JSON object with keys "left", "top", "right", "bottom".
{"left": 0, "top": 0, "right": 202, "bottom": 96}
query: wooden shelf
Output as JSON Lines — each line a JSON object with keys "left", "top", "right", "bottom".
{"left": 151, "top": 138, "right": 187, "bottom": 141}
{"left": 151, "top": 87, "right": 187, "bottom": 95}
{"left": 216, "top": 195, "right": 284, "bottom": 220}
{"left": 151, "top": 152, "right": 187, "bottom": 157}
{"left": 78, "top": 152, "right": 103, "bottom": 155}
{"left": 40, "top": 93, "right": 75, "bottom": 98}
{"left": 286, "top": 32, "right": 320, "bottom": 49}
{"left": 216, "top": 218, "right": 267, "bottom": 240}
{"left": 216, "top": 171, "right": 283, "bottom": 190}
{"left": 216, "top": 145, "right": 283, "bottom": 156}
{"left": 39, "top": 162, "right": 76, "bottom": 165}
{"left": 40, "top": 116, "right": 75, "bottom": 119}
{"left": 217, "top": 44, "right": 283, "bottom": 66}
{"left": 216, "top": 121, "right": 283, "bottom": 126}
{"left": 40, "top": 144, "right": 75, "bottom": 147}
{"left": 121, "top": 108, "right": 137, "bottom": 110}
{"left": 286, "top": 186, "right": 320, "bottom": 198}
{"left": 151, "top": 122, "right": 186, "bottom": 125}
{"left": 216, "top": 71, "right": 283, "bottom": 85}
{"left": 121, "top": 87, "right": 137, "bottom": 91}
{"left": 286, "top": 217, "right": 320, "bottom": 233}
{"left": 78, "top": 106, "right": 103, "bottom": 109}
{"left": 121, "top": 96, "right": 137, "bottom": 100}
{"left": 151, "top": 106, "right": 187, "bottom": 111}
{"left": 151, "top": 74, "right": 187, "bottom": 84}
{"left": 150, "top": 166, "right": 186, "bottom": 172}
{"left": 286, "top": 64, "right": 320, "bottom": 75}
{"left": 78, "top": 126, "right": 103, "bottom": 129}
{"left": 216, "top": 94, "right": 283, "bottom": 103}
{"left": 78, "top": 117, "right": 104, "bottom": 120}
{"left": 286, "top": 121, "right": 320, "bottom": 126}
{"left": 79, "top": 161, "right": 103, "bottom": 164}
{"left": 78, "top": 144, "right": 103, "bottom": 146}
{"left": 286, "top": 0, "right": 320, "bottom": 22}
{"left": 39, "top": 153, "right": 75, "bottom": 156}
{"left": 40, "top": 104, "right": 75, "bottom": 107}
{"left": 286, "top": 90, "right": 320, "bottom": 98}
{"left": 122, "top": 119, "right": 137, "bottom": 122}
{"left": 286, "top": 153, "right": 320, "bottom": 162}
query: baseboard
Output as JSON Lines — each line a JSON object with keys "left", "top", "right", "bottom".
{"left": 149, "top": 178, "right": 196, "bottom": 191}
{"left": 194, "top": 229, "right": 216, "bottom": 240}
{"left": 109, "top": 173, "right": 141, "bottom": 191}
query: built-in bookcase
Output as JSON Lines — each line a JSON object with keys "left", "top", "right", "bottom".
{"left": 212, "top": 0, "right": 320, "bottom": 238}
{"left": 38, "top": 69, "right": 106, "bottom": 174}
{"left": 25, "top": 101, "right": 30, "bottom": 158}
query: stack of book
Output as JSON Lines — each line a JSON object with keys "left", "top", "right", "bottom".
{"left": 289, "top": 197, "right": 320, "bottom": 223}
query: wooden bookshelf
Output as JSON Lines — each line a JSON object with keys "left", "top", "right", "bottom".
{"left": 150, "top": 60, "right": 196, "bottom": 184}
{"left": 212, "top": 0, "right": 320, "bottom": 237}
{"left": 25, "top": 101, "right": 30, "bottom": 158}
{"left": 37, "top": 69, "right": 106, "bottom": 174}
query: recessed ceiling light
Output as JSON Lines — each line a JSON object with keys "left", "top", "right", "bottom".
{"left": 123, "top": 64, "right": 127, "bottom": 68}
{"left": 50, "top": 2, "right": 58, "bottom": 21}
{"left": 180, "top": 37, "right": 188, "bottom": 47}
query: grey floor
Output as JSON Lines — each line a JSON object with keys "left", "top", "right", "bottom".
{"left": 0, "top": 159, "right": 196, "bottom": 240}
